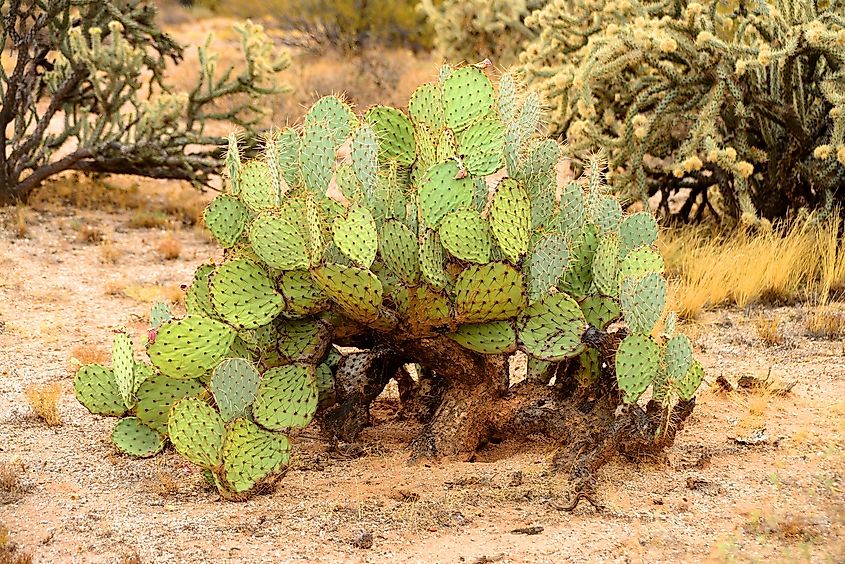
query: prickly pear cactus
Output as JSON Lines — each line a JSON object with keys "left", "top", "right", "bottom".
{"left": 74, "top": 65, "right": 703, "bottom": 500}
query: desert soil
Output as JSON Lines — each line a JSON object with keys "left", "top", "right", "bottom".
{"left": 0, "top": 203, "right": 843, "bottom": 563}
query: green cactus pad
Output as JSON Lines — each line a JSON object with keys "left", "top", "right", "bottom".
{"left": 316, "top": 362, "right": 335, "bottom": 409}
{"left": 490, "top": 179, "right": 531, "bottom": 264}
{"left": 252, "top": 364, "right": 318, "bottom": 431}
{"left": 448, "top": 321, "right": 517, "bottom": 354}
{"left": 560, "top": 224, "right": 599, "bottom": 299}
{"left": 439, "top": 209, "right": 492, "bottom": 264}
{"left": 278, "top": 270, "right": 330, "bottom": 318}
{"left": 618, "top": 247, "right": 665, "bottom": 280}
{"left": 619, "top": 212, "right": 659, "bottom": 256}
{"left": 273, "top": 319, "right": 331, "bottom": 364}
{"left": 148, "top": 316, "right": 236, "bottom": 379}
{"left": 222, "top": 418, "right": 290, "bottom": 494}
{"left": 517, "top": 293, "right": 587, "bottom": 361}
{"left": 203, "top": 195, "right": 248, "bottom": 248}
{"left": 579, "top": 296, "right": 621, "bottom": 329}
{"left": 331, "top": 204, "right": 378, "bottom": 268}
{"left": 454, "top": 262, "right": 526, "bottom": 323}
{"left": 74, "top": 364, "right": 126, "bottom": 417}
{"left": 559, "top": 182, "right": 587, "bottom": 240}
{"left": 620, "top": 272, "right": 667, "bottom": 334}
{"left": 210, "top": 359, "right": 261, "bottom": 422}
{"left": 301, "top": 125, "right": 336, "bottom": 196}
{"left": 336, "top": 163, "right": 363, "bottom": 202}
{"left": 517, "top": 92, "right": 541, "bottom": 139}
{"left": 149, "top": 302, "right": 173, "bottom": 330}
{"left": 409, "top": 82, "right": 445, "bottom": 129}
{"left": 311, "top": 263, "right": 383, "bottom": 323}
{"left": 592, "top": 234, "right": 621, "bottom": 297}
{"left": 419, "top": 161, "right": 475, "bottom": 228}
{"left": 303, "top": 96, "right": 357, "bottom": 147}
{"left": 458, "top": 119, "right": 504, "bottom": 176}
{"left": 111, "top": 331, "right": 135, "bottom": 410}
{"left": 575, "top": 349, "right": 601, "bottom": 386}
{"left": 615, "top": 333, "right": 660, "bottom": 403}
{"left": 676, "top": 360, "right": 704, "bottom": 401}
{"left": 239, "top": 160, "right": 277, "bottom": 212}
{"left": 135, "top": 374, "right": 203, "bottom": 433}
{"left": 419, "top": 229, "right": 450, "bottom": 290}
{"left": 351, "top": 125, "right": 378, "bottom": 195}
{"left": 185, "top": 264, "right": 216, "bottom": 318}
{"left": 111, "top": 417, "right": 164, "bottom": 457}
{"left": 442, "top": 67, "right": 494, "bottom": 132}
{"left": 395, "top": 286, "right": 452, "bottom": 334}
{"left": 664, "top": 334, "right": 693, "bottom": 380}
{"left": 305, "top": 196, "right": 326, "bottom": 265}
{"left": 436, "top": 128, "right": 458, "bottom": 162}
{"left": 210, "top": 259, "right": 285, "bottom": 330}
{"left": 591, "top": 195, "right": 623, "bottom": 234}
{"left": 273, "top": 127, "right": 301, "bottom": 188}
{"left": 249, "top": 207, "right": 310, "bottom": 271}
{"left": 498, "top": 73, "right": 517, "bottom": 122}
{"left": 380, "top": 220, "right": 421, "bottom": 285}
{"left": 517, "top": 139, "right": 560, "bottom": 179}
{"left": 525, "top": 233, "right": 569, "bottom": 302}
{"left": 364, "top": 106, "right": 416, "bottom": 165}
{"left": 168, "top": 398, "right": 226, "bottom": 468}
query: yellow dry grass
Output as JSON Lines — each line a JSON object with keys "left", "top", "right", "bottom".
{"left": 157, "top": 233, "right": 182, "bottom": 260}
{"left": 805, "top": 305, "right": 845, "bottom": 339}
{"left": 753, "top": 316, "right": 785, "bottom": 347}
{"left": 661, "top": 216, "right": 845, "bottom": 319}
{"left": 24, "top": 383, "right": 62, "bottom": 427}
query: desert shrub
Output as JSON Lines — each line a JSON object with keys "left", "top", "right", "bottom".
{"left": 0, "top": 0, "right": 290, "bottom": 204}
{"left": 520, "top": 0, "right": 845, "bottom": 223}
{"left": 215, "top": 0, "right": 433, "bottom": 52}
{"left": 419, "top": 0, "right": 549, "bottom": 65}
{"left": 74, "top": 66, "right": 703, "bottom": 504}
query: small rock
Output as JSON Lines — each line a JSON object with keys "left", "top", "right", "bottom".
{"left": 350, "top": 531, "right": 373, "bottom": 549}
{"left": 510, "top": 526, "right": 544, "bottom": 535}
{"left": 507, "top": 471, "right": 523, "bottom": 487}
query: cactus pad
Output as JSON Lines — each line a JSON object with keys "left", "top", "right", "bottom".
{"left": 419, "top": 229, "right": 450, "bottom": 289}
{"left": 203, "top": 195, "right": 248, "bottom": 248}
{"left": 351, "top": 125, "right": 379, "bottom": 195}
{"left": 111, "top": 332, "right": 135, "bottom": 410}
{"left": 148, "top": 316, "right": 235, "bottom": 379}
{"left": 419, "top": 161, "right": 475, "bottom": 228}
{"left": 448, "top": 320, "right": 517, "bottom": 354}
{"left": 222, "top": 418, "right": 290, "bottom": 493}
{"left": 332, "top": 204, "right": 378, "bottom": 268}
{"left": 249, "top": 208, "right": 310, "bottom": 271}
{"left": 490, "top": 179, "right": 531, "bottom": 264}
{"left": 664, "top": 334, "right": 693, "bottom": 380}
{"left": 454, "top": 262, "right": 526, "bottom": 323}
{"left": 301, "top": 125, "right": 335, "bottom": 196}
{"left": 591, "top": 195, "right": 623, "bottom": 234}
{"left": 168, "top": 398, "right": 226, "bottom": 468}
{"left": 364, "top": 106, "right": 416, "bottom": 165}
{"left": 619, "top": 212, "right": 659, "bottom": 256}
{"left": 135, "top": 374, "right": 203, "bottom": 433}
{"left": 210, "top": 259, "right": 285, "bottom": 329}
{"left": 311, "top": 263, "right": 383, "bottom": 323}
{"left": 517, "top": 293, "right": 587, "bottom": 361}
{"left": 278, "top": 270, "right": 329, "bottom": 318}
{"left": 592, "top": 234, "right": 621, "bottom": 297}
{"left": 439, "top": 209, "right": 492, "bottom": 264}
{"left": 303, "top": 96, "right": 357, "bottom": 147}
{"left": 252, "top": 364, "right": 318, "bottom": 431}
{"left": 558, "top": 182, "right": 587, "bottom": 239}
{"left": 239, "top": 160, "right": 277, "bottom": 212}
{"left": 273, "top": 319, "right": 331, "bottom": 364}
{"left": 149, "top": 302, "right": 173, "bottom": 330}
{"left": 395, "top": 286, "right": 452, "bottom": 334}
{"left": 274, "top": 127, "right": 301, "bottom": 188}
{"left": 111, "top": 417, "right": 164, "bottom": 457}
{"left": 380, "top": 220, "right": 421, "bottom": 284}
{"left": 442, "top": 67, "right": 494, "bottom": 131}
{"left": 185, "top": 264, "right": 216, "bottom": 318}
{"left": 579, "top": 295, "right": 621, "bottom": 329}
{"left": 618, "top": 247, "right": 665, "bottom": 280}
{"left": 409, "top": 82, "right": 445, "bottom": 129}
{"left": 524, "top": 233, "right": 569, "bottom": 302}
{"left": 74, "top": 364, "right": 126, "bottom": 417}
{"left": 211, "top": 359, "right": 261, "bottom": 422}
{"left": 615, "top": 333, "right": 660, "bottom": 403}
{"left": 458, "top": 119, "right": 504, "bottom": 176}
{"left": 676, "top": 360, "right": 704, "bottom": 401}
{"left": 620, "top": 272, "right": 667, "bottom": 334}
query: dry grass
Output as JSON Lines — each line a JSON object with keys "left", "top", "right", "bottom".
{"left": 0, "top": 461, "right": 29, "bottom": 505}
{"left": 753, "top": 316, "right": 785, "bottom": 347}
{"left": 99, "top": 240, "right": 120, "bottom": 265}
{"left": 74, "top": 224, "right": 104, "bottom": 244}
{"left": 662, "top": 216, "right": 845, "bottom": 319}
{"left": 24, "top": 383, "right": 62, "bottom": 427}
{"left": 69, "top": 344, "right": 109, "bottom": 368}
{"left": 10, "top": 206, "right": 30, "bottom": 239}
{"left": 0, "top": 523, "right": 32, "bottom": 564}
{"left": 805, "top": 306, "right": 845, "bottom": 339}
{"left": 157, "top": 233, "right": 182, "bottom": 260}
{"left": 114, "top": 283, "right": 186, "bottom": 307}
{"left": 128, "top": 211, "right": 171, "bottom": 230}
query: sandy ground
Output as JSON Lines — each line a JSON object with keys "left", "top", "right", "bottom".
{"left": 0, "top": 205, "right": 843, "bottom": 563}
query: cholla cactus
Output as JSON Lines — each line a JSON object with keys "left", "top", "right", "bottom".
{"left": 521, "top": 0, "right": 845, "bottom": 222}
{"left": 75, "top": 66, "right": 702, "bottom": 504}
{"left": 1, "top": 0, "right": 290, "bottom": 203}
{"left": 419, "top": 0, "right": 549, "bottom": 64}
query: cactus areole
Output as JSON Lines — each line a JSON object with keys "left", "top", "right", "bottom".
{"left": 75, "top": 66, "right": 703, "bottom": 505}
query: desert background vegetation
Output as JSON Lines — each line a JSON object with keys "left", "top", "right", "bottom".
{"left": 1, "top": 0, "right": 844, "bottom": 562}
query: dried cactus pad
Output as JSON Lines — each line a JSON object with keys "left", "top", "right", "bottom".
{"left": 209, "top": 259, "right": 285, "bottom": 330}
{"left": 252, "top": 364, "right": 318, "bottom": 431}
{"left": 211, "top": 358, "right": 261, "bottom": 422}
{"left": 454, "top": 262, "right": 526, "bottom": 323}
{"left": 74, "top": 364, "right": 127, "bottom": 417}
{"left": 168, "top": 398, "right": 226, "bottom": 468}
{"left": 310, "top": 263, "right": 383, "bottom": 323}
{"left": 222, "top": 418, "right": 290, "bottom": 494}
{"left": 203, "top": 194, "right": 248, "bottom": 248}
{"left": 448, "top": 321, "right": 517, "bottom": 354}
{"left": 148, "top": 316, "right": 236, "bottom": 379}
{"left": 615, "top": 333, "right": 660, "bottom": 403}
{"left": 111, "top": 417, "right": 164, "bottom": 457}
{"left": 135, "top": 374, "right": 203, "bottom": 434}
{"left": 517, "top": 293, "right": 587, "bottom": 361}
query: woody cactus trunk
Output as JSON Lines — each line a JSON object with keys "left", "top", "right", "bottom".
{"left": 75, "top": 66, "right": 703, "bottom": 505}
